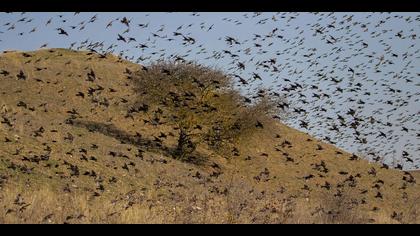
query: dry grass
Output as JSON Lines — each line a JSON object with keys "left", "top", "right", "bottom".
{"left": 0, "top": 49, "right": 419, "bottom": 224}
{"left": 0, "top": 184, "right": 166, "bottom": 224}
{"left": 3, "top": 183, "right": 409, "bottom": 224}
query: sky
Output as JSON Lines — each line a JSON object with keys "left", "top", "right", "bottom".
{"left": 0, "top": 12, "right": 419, "bottom": 170}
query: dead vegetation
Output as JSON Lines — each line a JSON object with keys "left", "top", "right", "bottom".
{"left": 0, "top": 49, "right": 419, "bottom": 224}
{"left": 131, "top": 61, "right": 284, "bottom": 161}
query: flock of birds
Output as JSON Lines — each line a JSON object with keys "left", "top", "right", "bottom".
{"left": 0, "top": 12, "right": 419, "bottom": 170}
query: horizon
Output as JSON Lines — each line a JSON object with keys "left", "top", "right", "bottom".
{"left": 0, "top": 12, "right": 419, "bottom": 170}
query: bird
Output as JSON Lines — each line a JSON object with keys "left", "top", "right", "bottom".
{"left": 0, "top": 12, "right": 418, "bottom": 172}
{"left": 56, "top": 28, "right": 68, "bottom": 36}
{"left": 87, "top": 69, "right": 96, "bottom": 81}
{"left": 0, "top": 70, "right": 10, "bottom": 76}
{"left": 255, "top": 121, "right": 264, "bottom": 128}
{"left": 120, "top": 17, "right": 130, "bottom": 27}
{"left": 117, "top": 34, "right": 126, "bottom": 43}
{"left": 16, "top": 70, "right": 26, "bottom": 80}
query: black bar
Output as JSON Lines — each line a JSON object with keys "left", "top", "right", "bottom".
{"left": 1, "top": 0, "right": 419, "bottom": 12}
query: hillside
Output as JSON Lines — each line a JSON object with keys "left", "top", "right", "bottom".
{"left": 0, "top": 49, "right": 418, "bottom": 224}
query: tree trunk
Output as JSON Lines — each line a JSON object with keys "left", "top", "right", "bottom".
{"left": 175, "top": 128, "right": 196, "bottom": 160}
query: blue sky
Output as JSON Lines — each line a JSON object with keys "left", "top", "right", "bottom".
{"left": 0, "top": 12, "right": 419, "bottom": 169}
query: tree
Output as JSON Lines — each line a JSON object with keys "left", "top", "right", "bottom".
{"left": 132, "top": 61, "right": 284, "bottom": 160}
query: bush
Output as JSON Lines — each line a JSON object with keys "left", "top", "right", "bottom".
{"left": 132, "top": 60, "right": 284, "bottom": 160}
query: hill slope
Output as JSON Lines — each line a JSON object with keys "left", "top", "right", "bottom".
{"left": 0, "top": 49, "right": 418, "bottom": 224}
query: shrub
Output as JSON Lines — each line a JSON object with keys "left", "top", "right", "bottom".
{"left": 132, "top": 60, "right": 284, "bottom": 160}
